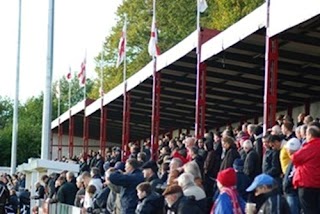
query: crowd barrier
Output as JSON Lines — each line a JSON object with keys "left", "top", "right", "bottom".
{"left": 37, "top": 200, "right": 82, "bottom": 214}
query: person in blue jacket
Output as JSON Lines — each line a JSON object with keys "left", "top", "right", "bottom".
{"left": 210, "top": 168, "right": 245, "bottom": 214}
{"left": 108, "top": 158, "right": 144, "bottom": 214}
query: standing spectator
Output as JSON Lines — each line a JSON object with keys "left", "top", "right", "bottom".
{"left": 292, "top": 126, "right": 320, "bottom": 214}
{"left": 135, "top": 182, "right": 163, "bottom": 214}
{"left": 210, "top": 168, "right": 245, "bottom": 214}
{"left": 253, "top": 125, "right": 263, "bottom": 166}
{"left": 56, "top": 176, "right": 77, "bottom": 205}
{"left": 262, "top": 134, "right": 273, "bottom": 173}
{"left": 41, "top": 174, "right": 56, "bottom": 199}
{"left": 141, "top": 161, "right": 162, "bottom": 190}
{"left": 233, "top": 159, "right": 251, "bottom": 201}
{"left": 90, "top": 167, "right": 103, "bottom": 192}
{"left": 74, "top": 175, "right": 85, "bottom": 207}
{"left": 242, "top": 140, "right": 260, "bottom": 181}
{"left": 283, "top": 138, "right": 301, "bottom": 214}
{"left": 265, "top": 135, "right": 282, "bottom": 188}
{"left": 280, "top": 121, "right": 295, "bottom": 174}
{"left": 31, "top": 182, "right": 45, "bottom": 200}
{"left": 109, "top": 158, "right": 144, "bottom": 214}
{"left": 220, "top": 136, "right": 240, "bottom": 171}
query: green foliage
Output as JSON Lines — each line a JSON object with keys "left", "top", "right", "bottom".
{"left": 90, "top": 0, "right": 264, "bottom": 97}
{"left": 0, "top": 96, "right": 13, "bottom": 129}
{"left": 0, "top": 96, "right": 43, "bottom": 166}
{"left": 52, "top": 73, "right": 94, "bottom": 119}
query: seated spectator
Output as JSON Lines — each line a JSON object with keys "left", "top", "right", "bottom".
{"left": 210, "top": 168, "right": 245, "bottom": 214}
{"left": 135, "top": 182, "right": 164, "bottom": 214}
{"left": 246, "top": 174, "right": 290, "bottom": 213}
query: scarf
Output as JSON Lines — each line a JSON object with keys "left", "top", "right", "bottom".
{"left": 211, "top": 186, "right": 243, "bottom": 214}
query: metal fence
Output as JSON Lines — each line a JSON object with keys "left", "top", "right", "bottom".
{"left": 39, "top": 201, "right": 82, "bottom": 214}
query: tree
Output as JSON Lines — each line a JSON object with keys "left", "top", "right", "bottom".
{"left": 0, "top": 96, "right": 43, "bottom": 166}
{"left": 89, "top": 0, "right": 264, "bottom": 98}
{"left": 52, "top": 73, "right": 94, "bottom": 119}
{"left": 0, "top": 96, "right": 13, "bottom": 129}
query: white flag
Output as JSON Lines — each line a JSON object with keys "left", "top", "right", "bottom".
{"left": 55, "top": 81, "right": 60, "bottom": 99}
{"left": 116, "top": 21, "right": 126, "bottom": 68}
{"left": 199, "top": 0, "right": 208, "bottom": 13}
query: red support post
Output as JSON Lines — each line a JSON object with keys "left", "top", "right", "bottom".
{"left": 195, "top": 62, "right": 207, "bottom": 139}
{"left": 83, "top": 115, "right": 89, "bottom": 160}
{"left": 122, "top": 91, "right": 131, "bottom": 161}
{"left": 69, "top": 115, "right": 74, "bottom": 158}
{"left": 57, "top": 118, "right": 62, "bottom": 160}
{"left": 151, "top": 63, "right": 161, "bottom": 161}
{"left": 100, "top": 100, "right": 107, "bottom": 157}
{"left": 263, "top": 37, "right": 279, "bottom": 133}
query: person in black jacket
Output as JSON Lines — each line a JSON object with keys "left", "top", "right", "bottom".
{"left": 135, "top": 182, "right": 164, "bottom": 214}
{"left": 242, "top": 140, "right": 261, "bottom": 181}
{"left": 220, "top": 136, "right": 240, "bottom": 171}
{"left": 31, "top": 182, "right": 45, "bottom": 200}
{"left": 162, "top": 185, "right": 205, "bottom": 214}
{"left": 141, "top": 161, "right": 162, "bottom": 191}
{"left": 54, "top": 175, "right": 78, "bottom": 205}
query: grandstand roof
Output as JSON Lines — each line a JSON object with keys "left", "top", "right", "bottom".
{"left": 52, "top": 2, "right": 320, "bottom": 144}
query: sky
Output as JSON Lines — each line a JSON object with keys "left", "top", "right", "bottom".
{"left": 0, "top": 0, "right": 121, "bottom": 102}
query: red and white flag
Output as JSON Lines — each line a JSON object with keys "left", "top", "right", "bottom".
{"left": 148, "top": 1, "right": 160, "bottom": 57}
{"left": 66, "top": 66, "right": 72, "bottom": 82}
{"left": 78, "top": 57, "right": 86, "bottom": 87}
{"left": 116, "top": 20, "right": 126, "bottom": 68}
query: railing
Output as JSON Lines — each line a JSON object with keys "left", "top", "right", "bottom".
{"left": 39, "top": 201, "right": 82, "bottom": 214}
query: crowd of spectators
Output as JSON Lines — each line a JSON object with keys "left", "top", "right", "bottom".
{"left": 2, "top": 113, "right": 320, "bottom": 214}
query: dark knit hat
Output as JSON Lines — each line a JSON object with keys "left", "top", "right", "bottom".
{"left": 217, "top": 168, "right": 237, "bottom": 187}
{"left": 233, "top": 158, "right": 244, "bottom": 171}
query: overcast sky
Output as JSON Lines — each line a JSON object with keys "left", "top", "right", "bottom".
{"left": 0, "top": 0, "right": 120, "bottom": 102}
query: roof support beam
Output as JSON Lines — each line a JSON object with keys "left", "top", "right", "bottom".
{"left": 122, "top": 91, "right": 131, "bottom": 161}
{"left": 263, "top": 37, "right": 279, "bottom": 132}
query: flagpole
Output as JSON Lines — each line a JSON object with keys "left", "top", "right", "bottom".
{"left": 11, "top": 0, "right": 22, "bottom": 174}
{"left": 41, "top": 0, "right": 55, "bottom": 160}
{"left": 68, "top": 66, "right": 71, "bottom": 110}
{"left": 57, "top": 80, "right": 61, "bottom": 159}
{"left": 122, "top": 15, "right": 127, "bottom": 161}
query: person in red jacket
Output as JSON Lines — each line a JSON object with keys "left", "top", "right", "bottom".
{"left": 292, "top": 125, "right": 320, "bottom": 214}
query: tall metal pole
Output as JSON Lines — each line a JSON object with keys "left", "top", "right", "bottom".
{"left": 11, "top": 0, "right": 22, "bottom": 174}
{"left": 41, "top": 0, "right": 55, "bottom": 160}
